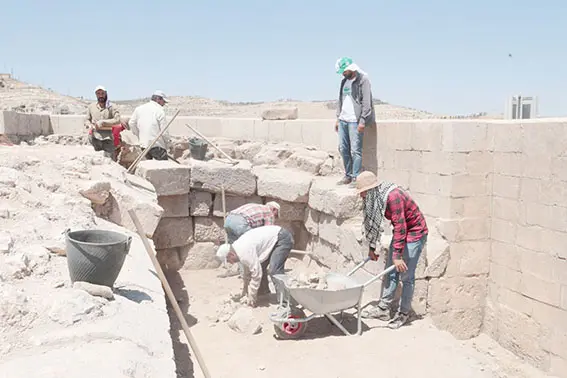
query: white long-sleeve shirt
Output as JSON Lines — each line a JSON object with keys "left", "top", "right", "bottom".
{"left": 128, "top": 101, "right": 169, "bottom": 149}
{"left": 232, "top": 225, "right": 281, "bottom": 299}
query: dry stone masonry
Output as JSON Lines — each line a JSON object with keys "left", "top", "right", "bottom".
{"left": 135, "top": 138, "right": 451, "bottom": 320}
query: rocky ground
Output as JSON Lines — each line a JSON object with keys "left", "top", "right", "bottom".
{"left": 176, "top": 268, "right": 556, "bottom": 378}
{"left": 0, "top": 75, "right": 498, "bottom": 119}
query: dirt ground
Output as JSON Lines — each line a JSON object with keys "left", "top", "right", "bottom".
{"left": 169, "top": 265, "right": 555, "bottom": 378}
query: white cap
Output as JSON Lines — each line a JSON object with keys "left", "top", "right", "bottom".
{"left": 95, "top": 85, "right": 106, "bottom": 92}
{"left": 152, "top": 90, "right": 169, "bottom": 103}
{"left": 266, "top": 201, "right": 280, "bottom": 215}
{"left": 216, "top": 244, "right": 231, "bottom": 263}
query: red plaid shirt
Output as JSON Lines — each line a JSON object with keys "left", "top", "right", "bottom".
{"left": 385, "top": 188, "right": 428, "bottom": 259}
{"left": 232, "top": 203, "right": 275, "bottom": 228}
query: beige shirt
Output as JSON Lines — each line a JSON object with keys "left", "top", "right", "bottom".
{"left": 232, "top": 225, "right": 281, "bottom": 299}
{"left": 84, "top": 102, "right": 121, "bottom": 141}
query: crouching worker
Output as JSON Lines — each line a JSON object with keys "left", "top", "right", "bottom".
{"left": 224, "top": 202, "right": 280, "bottom": 243}
{"left": 216, "top": 225, "right": 293, "bottom": 308}
{"left": 356, "top": 171, "right": 428, "bottom": 329}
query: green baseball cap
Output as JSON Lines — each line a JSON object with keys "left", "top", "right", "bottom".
{"left": 335, "top": 57, "right": 353, "bottom": 75}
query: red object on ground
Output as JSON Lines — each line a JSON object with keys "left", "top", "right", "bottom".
{"left": 88, "top": 124, "right": 125, "bottom": 147}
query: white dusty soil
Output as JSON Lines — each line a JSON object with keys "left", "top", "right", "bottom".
{"left": 176, "top": 268, "right": 555, "bottom": 378}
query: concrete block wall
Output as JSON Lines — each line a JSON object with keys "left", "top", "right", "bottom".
{"left": 483, "top": 120, "right": 567, "bottom": 376}
{"left": 0, "top": 111, "right": 52, "bottom": 142}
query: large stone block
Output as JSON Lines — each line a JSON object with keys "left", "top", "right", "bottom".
{"left": 0, "top": 111, "right": 51, "bottom": 138}
{"left": 136, "top": 160, "right": 191, "bottom": 196}
{"left": 182, "top": 243, "right": 222, "bottom": 270}
{"left": 308, "top": 177, "right": 362, "bottom": 218}
{"left": 265, "top": 197, "right": 306, "bottom": 221}
{"left": 304, "top": 207, "right": 319, "bottom": 236}
{"left": 275, "top": 219, "right": 309, "bottom": 250}
{"left": 251, "top": 144, "right": 294, "bottom": 166}
{"left": 283, "top": 147, "right": 329, "bottom": 174}
{"left": 261, "top": 107, "right": 298, "bottom": 120}
{"left": 254, "top": 167, "right": 313, "bottom": 203}
{"left": 424, "top": 236, "right": 450, "bottom": 278}
{"left": 428, "top": 276, "right": 487, "bottom": 314}
{"left": 153, "top": 217, "right": 193, "bottom": 249}
{"left": 189, "top": 191, "right": 213, "bottom": 216}
{"left": 194, "top": 217, "right": 225, "bottom": 243}
{"left": 435, "top": 217, "right": 490, "bottom": 242}
{"left": 157, "top": 194, "right": 189, "bottom": 218}
{"left": 190, "top": 159, "right": 256, "bottom": 196}
{"left": 212, "top": 194, "right": 263, "bottom": 217}
{"left": 430, "top": 307, "right": 483, "bottom": 340}
{"left": 306, "top": 237, "right": 349, "bottom": 271}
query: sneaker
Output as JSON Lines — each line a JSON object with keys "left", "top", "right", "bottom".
{"left": 361, "top": 305, "right": 391, "bottom": 321}
{"left": 337, "top": 177, "right": 352, "bottom": 185}
{"left": 348, "top": 179, "right": 357, "bottom": 188}
{"left": 387, "top": 312, "right": 409, "bottom": 329}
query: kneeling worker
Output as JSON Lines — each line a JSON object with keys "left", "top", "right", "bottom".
{"left": 216, "top": 225, "right": 293, "bottom": 308}
{"left": 224, "top": 201, "right": 280, "bottom": 243}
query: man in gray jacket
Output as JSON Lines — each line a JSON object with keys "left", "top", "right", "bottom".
{"left": 334, "top": 57, "right": 376, "bottom": 186}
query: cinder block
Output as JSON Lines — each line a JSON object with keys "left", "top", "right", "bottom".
{"left": 136, "top": 160, "right": 191, "bottom": 196}
{"left": 492, "top": 197, "right": 520, "bottom": 223}
{"left": 420, "top": 152, "right": 464, "bottom": 175}
{"left": 0, "top": 111, "right": 51, "bottom": 137}
{"left": 153, "top": 217, "right": 193, "bottom": 249}
{"left": 411, "top": 122, "right": 442, "bottom": 151}
{"left": 489, "top": 262, "right": 521, "bottom": 292}
{"left": 519, "top": 177, "right": 540, "bottom": 202}
{"left": 497, "top": 285, "right": 534, "bottom": 316}
{"left": 212, "top": 194, "right": 262, "bottom": 217}
{"left": 189, "top": 191, "right": 213, "bottom": 216}
{"left": 493, "top": 152, "right": 523, "bottom": 177}
{"left": 194, "top": 217, "right": 225, "bottom": 243}
{"left": 448, "top": 240, "right": 490, "bottom": 277}
{"left": 436, "top": 217, "right": 490, "bottom": 242}
{"left": 490, "top": 241, "right": 521, "bottom": 271}
{"left": 465, "top": 151, "right": 494, "bottom": 175}
{"left": 304, "top": 207, "right": 319, "bottom": 236}
{"left": 157, "top": 194, "right": 189, "bottom": 218}
{"left": 489, "top": 123, "right": 523, "bottom": 153}
{"left": 182, "top": 242, "right": 222, "bottom": 270}
{"left": 539, "top": 179, "right": 567, "bottom": 207}
{"left": 190, "top": 159, "right": 256, "bottom": 196}
{"left": 543, "top": 229, "right": 567, "bottom": 259}
{"left": 308, "top": 176, "right": 362, "bottom": 218}
{"left": 550, "top": 355, "right": 567, "bottom": 378}
{"left": 264, "top": 197, "right": 306, "bottom": 221}
{"left": 254, "top": 167, "right": 313, "bottom": 203}
{"left": 442, "top": 122, "right": 489, "bottom": 152}
{"left": 393, "top": 150, "right": 423, "bottom": 172}
{"left": 515, "top": 225, "right": 543, "bottom": 252}
{"left": 451, "top": 174, "right": 491, "bottom": 197}
{"left": 520, "top": 271, "right": 562, "bottom": 307}
{"left": 493, "top": 174, "right": 521, "bottom": 200}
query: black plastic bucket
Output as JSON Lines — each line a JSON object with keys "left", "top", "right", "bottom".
{"left": 189, "top": 137, "right": 208, "bottom": 160}
{"left": 65, "top": 229, "right": 132, "bottom": 288}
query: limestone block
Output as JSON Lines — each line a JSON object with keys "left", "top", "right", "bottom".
{"left": 309, "top": 176, "right": 362, "bottom": 218}
{"left": 252, "top": 144, "right": 294, "bottom": 166}
{"left": 411, "top": 279, "right": 429, "bottom": 316}
{"left": 207, "top": 138, "right": 237, "bottom": 160}
{"left": 254, "top": 167, "right": 312, "bottom": 203}
{"left": 449, "top": 240, "right": 490, "bottom": 277}
{"left": 212, "top": 194, "right": 263, "bottom": 217}
{"left": 307, "top": 237, "right": 349, "bottom": 271}
{"left": 304, "top": 207, "right": 319, "bottom": 236}
{"left": 135, "top": 160, "right": 191, "bottom": 196}
{"left": 190, "top": 159, "right": 256, "bottom": 196}
{"left": 189, "top": 191, "right": 213, "bottom": 216}
{"left": 157, "top": 194, "right": 189, "bottom": 218}
{"left": 424, "top": 236, "right": 450, "bottom": 278}
{"left": 435, "top": 217, "right": 490, "bottom": 242}
{"left": 0, "top": 111, "right": 51, "bottom": 137}
{"left": 261, "top": 108, "right": 298, "bottom": 120}
{"left": 319, "top": 155, "right": 344, "bottom": 176}
{"left": 430, "top": 307, "right": 483, "bottom": 340}
{"left": 428, "top": 276, "right": 487, "bottom": 314}
{"left": 153, "top": 217, "right": 193, "bottom": 249}
{"left": 227, "top": 307, "right": 262, "bottom": 335}
{"left": 156, "top": 247, "right": 182, "bottom": 271}
{"left": 338, "top": 217, "right": 367, "bottom": 263}
{"left": 442, "top": 122, "right": 489, "bottom": 152}
{"left": 234, "top": 142, "right": 262, "bottom": 161}
{"left": 283, "top": 147, "right": 329, "bottom": 174}
{"left": 182, "top": 243, "right": 222, "bottom": 270}
{"left": 265, "top": 197, "right": 306, "bottom": 221}
{"left": 318, "top": 213, "right": 341, "bottom": 247}
{"left": 194, "top": 217, "right": 225, "bottom": 243}
{"left": 79, "top": 181, "right": 111, "bottom": 205}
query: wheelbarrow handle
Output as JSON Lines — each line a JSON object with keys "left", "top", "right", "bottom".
{"left": 363, "top": 265, "right": 396, "bottom": 288}
{"left": 346, "top": 256, "right": 372, "bottom": 277}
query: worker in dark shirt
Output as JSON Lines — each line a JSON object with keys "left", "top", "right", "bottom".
{"left": 356, "top": 171, "right": 428, "bottom": 329}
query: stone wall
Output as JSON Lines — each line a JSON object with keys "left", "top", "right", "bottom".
{"left": 0, "top": 111, "right": 52, "bottom": 142}
{"left": 483, "top": 121, "right": 567, "bottom": 376}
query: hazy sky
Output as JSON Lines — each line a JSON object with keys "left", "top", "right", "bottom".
{"left": 1, "top": 0, "right": 565, "bottom": 116}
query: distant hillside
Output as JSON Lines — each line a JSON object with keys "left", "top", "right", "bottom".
{"left": 0, "top": 74, "right": 498, "bottom": 119}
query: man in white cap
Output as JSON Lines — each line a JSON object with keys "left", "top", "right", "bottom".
{"left": 84, "top": 85, "right": 122, "bottom": 159}
{"left": 333, "top": 57, "right": 375, "bottom": 187}
{"left": 224, "top": 201, "right": 281, "bottom": 244}
{"left": 216, "top": 225, "right": 293, "bottom": 307}
{"left": 128, "top": 90, "right": 170, "bottom": 160}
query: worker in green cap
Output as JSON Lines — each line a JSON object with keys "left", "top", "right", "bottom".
{"left": 334, "top": 57, "right": 375, "bottom": 187}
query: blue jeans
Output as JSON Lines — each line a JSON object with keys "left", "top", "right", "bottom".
{"left": 378, "top": 235, "right": 428, "bottom": 315}
{"left": 338, "top": 120, "right": 363, "bottom": 180}
{"left": 224, "top": 214, "right": 251, "bottom": 244}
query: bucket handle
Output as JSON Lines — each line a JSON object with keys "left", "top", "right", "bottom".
{"left": 125, "top": 236, "right": 132, "bottom": 254}
{"left": 62, "top": 228, "right": 71, "bottom": 237}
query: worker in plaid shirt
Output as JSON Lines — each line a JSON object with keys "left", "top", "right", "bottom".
{"left": 224, "top": 202, "right": 281, "bottom": 244}
{"left": 355, "top": 171, "right": 428, "bottom": 329}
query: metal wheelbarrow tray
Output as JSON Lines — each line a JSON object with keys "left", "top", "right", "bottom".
{"left": 269, "top": 257, "right": 395, "bottom": 339}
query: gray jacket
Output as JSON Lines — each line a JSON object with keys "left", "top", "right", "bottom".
{"left": 336, "top": 72, "right": 376, "bottom": 126}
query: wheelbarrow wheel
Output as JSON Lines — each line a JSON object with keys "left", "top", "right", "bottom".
{"left": 274, "top": 307, "right": 307, "bottom": 340}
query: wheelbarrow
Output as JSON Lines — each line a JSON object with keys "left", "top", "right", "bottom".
{"left": 269, "top": 257, "right": 395, "bottom": 339}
